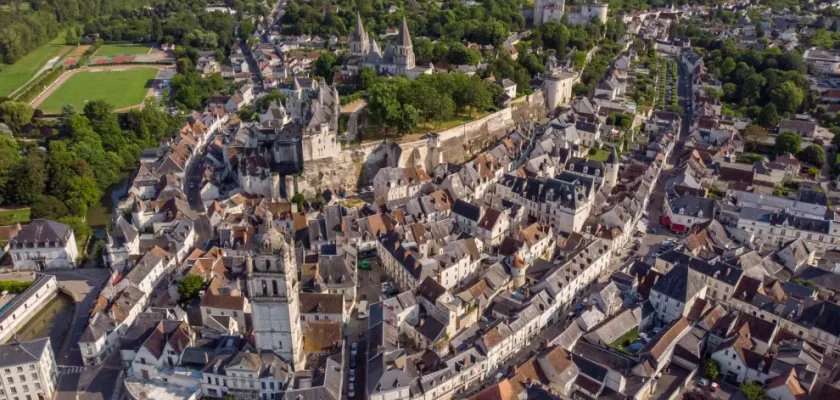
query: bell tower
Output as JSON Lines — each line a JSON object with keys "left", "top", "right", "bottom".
{"left": 247, "top": 217, "right": 302, "bottom": 368}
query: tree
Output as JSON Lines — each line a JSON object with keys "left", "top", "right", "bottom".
{"left": 177, "top": 275, "right": 206, "bottom": 303}
{"left": 775, "top": 131, "right": 802, "bottom": 155}
{"left": 0, "top": 101, "right": 34, "bottom": 132}
{"left": 758, "top": 103, "right": 780, "bottom": 128}
{"left": 702, "top": 359, "right": 719, "bottom": 380}
{"left": 742, "top": 125, "right": 769, "bottom": 143}
{"left": 255, "top": 90, "right": 288, "bottom": 112}
{"left": 799, "top": 144, "right": 826, "bottom": 166}
{"left": 771, "top": 81, "right": 804, "bottom": 114}
{"left": 740, "top": 382, "right": 766, "bottom": 400}
{"left": 58, "top": 216, "right": 91, "bottom": 252}
{"left": 291, "top": 193, "right": 305, "bottom": 210}
{"left": 313, "top": 52, "right": 337, "bottom": 84}
{"left": 30, "top": 195, "right": 69, "bottom": 220}
{"left": 359, "top": 67, "right": 377, "bottom": 91}
{"left": 395, "top": 104, "right": 419, "bottom": 135}
{"left": 573, "top": 51, "right": 587, "bottom": 71}
{"left": 8, "top": 149, "right": 47, "bottom": 205}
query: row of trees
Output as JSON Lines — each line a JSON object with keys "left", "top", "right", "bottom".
{"left": 0, "top": 0, "right": 265, "bottom": 65}
{"left": 281, "top": 0, "right": 524, "bottom": 47}
{"left": 0, "top": 99, "right": 183, "bottom": 220}
{"left": 365, "top": 71, "right": 501, "bottom": 135}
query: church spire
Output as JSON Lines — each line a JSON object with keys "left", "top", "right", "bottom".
{"left": 398, "top": 17, "right": 412, "bottom": 47}
{"left": 352, "top": 12, "right": 367, "bottom": 41}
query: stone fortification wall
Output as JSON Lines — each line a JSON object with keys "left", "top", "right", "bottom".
{"left": 295, "top": 91, "right": 546, "bottom": 197}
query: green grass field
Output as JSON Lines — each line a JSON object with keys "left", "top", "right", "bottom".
{"left": 0, "top": 30, "right": 71, "bottom": 97}
{"left": 37, "top": 67, "right": 158, "bottom": 114}
{"left": 94, "top": 44, "right": 151, "bottom": 57}
{"left": 0, "top": 208, "right": 31, "bottom": 224}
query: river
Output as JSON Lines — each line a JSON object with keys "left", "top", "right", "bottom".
{"left": 86, "top": 169, "right": 133, "bottom": 236}
{"left": 12, "top": 292, "right": 74, "bottom": 355}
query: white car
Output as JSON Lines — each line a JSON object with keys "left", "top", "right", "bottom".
{"left": 351, "top": 342, "right": 358, "bottom": 356}
{"left": 349, "top": 369, "right": 356, "bottom": 383}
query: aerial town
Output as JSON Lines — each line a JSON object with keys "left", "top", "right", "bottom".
{"left": 4, "top": 0, "right": 840, "bottom": 400}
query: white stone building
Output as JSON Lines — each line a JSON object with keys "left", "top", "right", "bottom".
{"left": 8, "top": 220, "right": 78, "bottom": 270}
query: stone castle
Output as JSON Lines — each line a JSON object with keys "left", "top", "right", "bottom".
{"left": 230, "top": 78, "right": 342, "bottom": 198}
{"left": 533, "top": 0, "right": 609, "bottom": 25}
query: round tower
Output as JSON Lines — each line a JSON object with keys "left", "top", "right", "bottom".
{"left": 604, "top": 146, "right": 619, "bottom": 189}
{"left": 590, "top": 2, "right": 608, "bottom": 23}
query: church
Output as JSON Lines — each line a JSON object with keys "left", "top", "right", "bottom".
{"left": 342, "top": 14, "right": 433, "bottom": 79}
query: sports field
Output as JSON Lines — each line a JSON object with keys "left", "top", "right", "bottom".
{"left": 0, "top": 29, "right": 72, "bottom": 97}
{"left": 37, "top": 67, "right": 158, "bottom": 113}
{"left": 94, "top": 44, "right": 151, "bottom": 57}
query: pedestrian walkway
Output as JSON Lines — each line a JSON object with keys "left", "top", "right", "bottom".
{"left": 58, "top": 366, "right": 85, "bottom": 376}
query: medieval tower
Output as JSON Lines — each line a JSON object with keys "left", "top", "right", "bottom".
{"left": 247, "top": 212, "right": 303, "bottom": 368}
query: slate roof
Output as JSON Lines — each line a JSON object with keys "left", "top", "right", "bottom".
{"left": 452, "top": 200, "right": 481, "bottom": 222}
{"left": 0, "top": 338, "right": 50, "bottom": 368}
{"left": 652, "top": 264, "right": 705, "bottom": 302}
{"left": 9, "top": 219, "right": 72, "bottom": 246}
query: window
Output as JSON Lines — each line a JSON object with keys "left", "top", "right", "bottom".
{"left": 16, "top": 367, "right": 22, "bottom": 372}
{"left": 28, "top": 365, "right": 33, "bottom": 371}
{"left": 33, "top": 385, "right": 39, "bottom": 391}
{"left": 7, "top": 378, "right": 12, "bottom": 384}
{"left": 30, "top": 374, "right": 36, "bottom": 380}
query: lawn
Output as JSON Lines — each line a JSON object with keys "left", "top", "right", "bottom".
{"left": 609, "top": 326, "right": 639, "bottom": 355}
{"left": 587, "top": 148, "right": 611, "bottom": 162}
{"left": 0, "top": 208, "right": 31, "bottom": 224}
{"left": 37, "top": 67, "right": 158, "bottom": 114}
{"left": 0, "top": 29, "right": 72, "bottom": 97}
{"left": 94, "top": 44, "right": 151, "bottom": 57}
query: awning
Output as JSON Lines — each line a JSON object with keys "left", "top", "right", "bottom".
{"left": 660, "top": 216, "right": 671, "bottom": 226}
{"left": 671, "top": 224, "right": 686, "bottom": 232}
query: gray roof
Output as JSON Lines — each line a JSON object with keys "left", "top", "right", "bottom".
{"left": 10, "top": 219, "right": 72, "bottom": 246}
{"left": 652, "top": 264, "right": 705, "bottom": 302}
{"left": 0, "top": 338, "right": 50, "bottom": 368}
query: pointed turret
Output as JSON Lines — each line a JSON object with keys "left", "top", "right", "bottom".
{"left": 398, "top": 17, "right": 412, "bottom": 47}
{"left": 606, "top": 145, "right": 618, "bottom": 165}
{"left": 350, "top": 12, "right": 371, "bottom": 56}
{"left": 352, "top": 13, "right": 367, "bottom": 42}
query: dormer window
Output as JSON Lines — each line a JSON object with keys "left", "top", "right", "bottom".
{"left": 679, "top": 208, "right": 685, "bottom": 215}
{"left": 595, "top": 169, "right": 600, "bottom": 176}
{"left": 583, "top": 166, "right": 588, "bottom": 174}
{"left": 697, "top": 210, "right": 703, "bottom": 218}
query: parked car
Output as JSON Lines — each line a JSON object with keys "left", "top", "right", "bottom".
{"left": 697, "top": 378, "right": 708, "bottom": 387}
{"left": 349, "top": 389, "right": 355, "bottom": 398}
{"left": 349, "top": 369, "right": 356, "bottom": 383}
{"left": 351, "top": 343, "right": 358, "bottom": 356}
{"left": 710, "top": 383, "right": 720, "bottom": 392}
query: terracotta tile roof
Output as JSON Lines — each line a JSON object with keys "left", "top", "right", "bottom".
{"left": 302, "top": 321, "right": 341, "bottom": 352}
{"left": 468, "top": 379, "right": 516, "bottom": 400}
{"left": 508, "top": 357, "right": 546, "bottom": 396}
{"left": 766, "top": 369, "right": 806, "bottom": 400}
{"left": 645, "top": 317, "right": 689, "bottom": 361}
